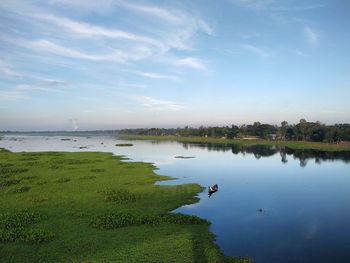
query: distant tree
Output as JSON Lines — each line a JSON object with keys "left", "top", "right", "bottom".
{"left": 281, "top": 121, "right": 288, "bottom": 140}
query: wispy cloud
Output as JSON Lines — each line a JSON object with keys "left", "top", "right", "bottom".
{"left": 2, "top": 37, "right": 150, "bottom": 62}
{"left": 0, "top": 90, "right": 28, "bottom": 100}
{"left": 230, "top": 0, "right": 325, "bottom": 12}
{"left": 304, "top": 26, "right": 319, "bottom": 48}
{"left": 134, "top": 96, "right": 186, "bottom": 111}
{"left": 16, "top": 79, "right": 69, "bottom": 92}
{"left": 32, "top": 14, "right": 161, "bottom": 47}
{"left": 133, "top": 71, "right": 180, "bottom": 81}
{"left": 241, "top": 44, "right": 271, "bottom": 58}
{"left": 174, "top": 57, "right": 206, "bottom": 70}
{"left": 0, "top": 59, "right": 20, "bottom": 77}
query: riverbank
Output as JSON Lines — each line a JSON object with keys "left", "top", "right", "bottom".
{"left": 0, "top": 148, "right": 248, "bottom": 262}
{"left": 118, "top": 135, "right": 350, "bottom": 152}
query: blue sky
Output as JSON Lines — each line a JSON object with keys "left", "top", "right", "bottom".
{"left": 0, "top": 0, "right": 349, "bottom": 131}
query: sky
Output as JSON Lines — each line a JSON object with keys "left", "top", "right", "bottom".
{"left": 0, "top": 0, "right": 349, "bottom": 131}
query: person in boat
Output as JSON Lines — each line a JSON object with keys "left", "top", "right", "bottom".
{"left": 208, "top": 184, "right": 218, "bottom": 197}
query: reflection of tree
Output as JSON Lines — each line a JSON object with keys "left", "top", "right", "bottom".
{"left": 181, "top": 142, "right": 350, "bottom": 167}
{"left": 280, "top": 151, "right": 288, "bottom": 163}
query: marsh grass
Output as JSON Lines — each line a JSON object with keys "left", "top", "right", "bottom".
{"left": 100, "top": 189, "right": 137, "bottom": 204}
{"left": 0, "top": 211, "right": 54, "bottom": 243}
{"left": 8, "top": 186, "right": 31, "bottom": 194}
{"left": 0, "top": 148, "right": 249, "bottom": 263}
{"left": 54, "top": 177, "right": 70, "bottom": 183}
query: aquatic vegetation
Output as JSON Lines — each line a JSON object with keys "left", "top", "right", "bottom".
{"left": 100, "top": 189, "right": 137, "bottom": 203}
{"left": 0, "top": 179, "right": 20, "bottom": 188}
{"left": 0, "top": 149, "right": 246, "bottom": 262}
{"left": 175, "top": 156, "right": 196, "bottom": 159}
{"left": 79, "top": 175, "right": 96, "bottom": 180}
{"left": 90, "top": 168, "right": 105, "bottom": 172}
{"left": 115, "top": 143, "right": 133, "bottom": 147}
{"left": 91, "top": 212, "right": 206, "bottom": 229}
{"left": 8, "top": 186, "right": 31, "bottom": 194}
{"left": 0, "top": 211, "right": 54, "bottom": 243}
{"left": 54, "top": 177, "right": 70, "bottom": 183}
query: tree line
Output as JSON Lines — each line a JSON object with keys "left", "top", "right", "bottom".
{"left": 119, "top": 119, "right": 350, "bottom": 143}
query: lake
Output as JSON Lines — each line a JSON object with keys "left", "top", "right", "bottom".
{"left": 1, "top": 135, "right": 350, "bottom": 263}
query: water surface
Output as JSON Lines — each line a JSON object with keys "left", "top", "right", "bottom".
{"left": 1, "top": 135, "right": 349, "bottom": 263}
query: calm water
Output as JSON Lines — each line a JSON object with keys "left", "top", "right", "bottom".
{"left": 1, "top": 135, "right": 350, "bottom": 263}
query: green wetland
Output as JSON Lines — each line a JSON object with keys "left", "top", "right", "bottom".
{"left": 1, "top": 135, "right": 350, "bottom": 263}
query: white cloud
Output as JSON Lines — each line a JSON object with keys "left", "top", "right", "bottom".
{"left": 133, "top": 71, "right": 180, "bottom": 81}
{"left": 0, "top": 59, "right": 20, "bottom": 77}
{"left": 241, "top": 44, "right": 271, "bottom": 58}
{"left": 16, "top": 79, "right": 69, "bottom": 92}
{"left": 304, "top": 26, "right": 319, "bottom": 48}
{"left": 175, "top": 57, "right": 206, "bottom": 70}
{"left": 32, "top": 14, "right": 162, "bottom": 48}
{"left": 134, "top": 96, "right": 186, "bottom": 111}
{"left": 2, "top": 37, "right": 150, "bottom": 63}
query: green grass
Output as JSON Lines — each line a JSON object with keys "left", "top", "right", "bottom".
{"left": 118, "top": 135, "right": 350, "bottom": 152}
{"left": 0, "top": 149, "right": 249, "bottom": 262}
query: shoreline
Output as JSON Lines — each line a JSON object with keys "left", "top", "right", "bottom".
{"left": 117, "top": 135, "right": 350, "bottom": 152}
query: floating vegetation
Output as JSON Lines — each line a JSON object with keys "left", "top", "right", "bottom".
{"left": 29, "top": 195, "right": 49, "bottom": 203}
{"left": 36, "top": 181, "right": 48, "bottom": 186}
{"left": 0, "top": 179, "right": 20, "bottom": 188}
{"left": 55, "top": 178, "right": 70, "bottom": 183}
{"left": 0, "top": 163, "right": 15, "bottom": 168}
{"left": 175, "top": 156, "right": 196, "bottom": 159}
{"left": 60, "top": 138, "right": 71, "bottom": 141}
{"left": 79, "top": 175, "right": 96, "bottom": 180}
{"left": 91, "top": 212, "right": 206, "bottom": 230}
{"left": 79, "top": 146, "right": 88, "bottom": 149}
{"left": 20, "top": 176, "right": 38, "bottom": 181}
{"left": 49, "top": 165, "right": 60, "bottom": 169}
{"left": 0, "top": 167, "right": 29, "bottom": 175}
{"left": 100, "top": 189, "right": 137, "bottom": 204}
{"left": 25, "top": 161, "right": 41, "bottom": 167}
{"left": 0, "top": 211, "right": 54, "bottom": 242}
{"left": 115, "top": 144, "right": 133, "bottom": 147}
{"left": 90, "top": 168, "right": 105, "bottom": 173}
{"left": 8, "top": 186, "right": 31, "bottom": 194}
{"left": 19, "top": 157, "right": 39, "bottom": 161}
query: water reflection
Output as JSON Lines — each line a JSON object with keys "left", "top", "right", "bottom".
{"left": 182, "top": 142, "right": 350, "bottom": 167}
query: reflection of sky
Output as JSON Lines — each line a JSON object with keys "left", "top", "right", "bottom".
{"left": 1, "top": 135, "right": 350, "bottom": 263}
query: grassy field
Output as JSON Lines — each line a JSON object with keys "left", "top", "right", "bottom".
{"left": 118, "top": 135, "right": 350, "bottom": 152}
{"left": 0, "top": 148, "right": 248, "bottom": 262}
